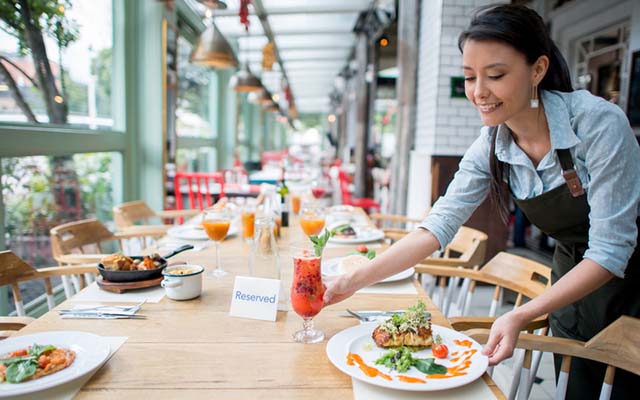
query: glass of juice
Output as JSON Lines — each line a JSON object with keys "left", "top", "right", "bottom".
{"left": 290, "top": 193, "right": 301, "bottom": 215}
{"left": 202, "top": 209, "right": 232, "bottom": 278}
{"left": 299, "top": 207, "right": 326, "bottom": 236}
{"left": 241, "top": 204, "right": 256, "bottom": 243}
{"left": 290, "top": 241, "right": 325, "bottom": 343}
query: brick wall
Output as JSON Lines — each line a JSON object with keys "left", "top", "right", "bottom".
{"left": 407, "top": 0, "right": 507, "bottom": 217}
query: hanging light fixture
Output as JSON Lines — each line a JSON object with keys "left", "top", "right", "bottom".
{"left": 190, "top": 1, "right": 237, "bottom": 69}
{"left": 230, "top": 0, "right": 263, "bottom": 92}
{"left": 229, "top": 62, "right": 263, "bottom": 92}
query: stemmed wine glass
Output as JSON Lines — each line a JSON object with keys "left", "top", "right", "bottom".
{"left": 299, "top": 207, "right": 326, "bottom": 236}
{"left": 290, "top": 241, "right": 325, "bottom": 343}
{"left": 202, "top": 208, "right": 231, "bottom": 278}
{"left": 310, "top": 176, "right": 329, "bottom": 203}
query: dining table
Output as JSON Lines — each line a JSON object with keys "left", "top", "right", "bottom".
{"left": 13, "top": 208, "right": 504, "bottom": 399}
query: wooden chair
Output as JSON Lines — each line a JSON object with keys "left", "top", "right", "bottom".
{"left": 417, "top": 251, "right": 552, "bottom": 400}
{"left": 50, "top": 218, "right": 164, "bottom": 296}
{"left": 467, "top": 316, "right": 640, "bottom": 400}
{"left": 0, "top": 250, "right": 97, "bottom": 317}
{"left": 0, "top": 316, "right": 34, "bottom": 339}
{"left": 113, "top": 200, "right": 199, "bottom": 230}
{"left": 174, "top": 171, "right": 225, "bottom": 213}
{"left": 369, "top": 213, "right": 422, "bottom": 243}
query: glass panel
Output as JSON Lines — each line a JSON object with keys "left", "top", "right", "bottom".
{"left": 0, "top": 0, "right": 114, "bottom": 128}
{"left": 176, "top": 36, "right": 213, "bottom": 138}
{"left": 175, "top": 147, "right": 217, "bottom": 173}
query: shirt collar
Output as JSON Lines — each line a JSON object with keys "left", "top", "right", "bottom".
{"left": 493, "top": 90, "right": 581, "bottom": 164}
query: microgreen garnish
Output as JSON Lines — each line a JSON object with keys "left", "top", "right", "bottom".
{"left": 308, "top": 229, "right": 333, "bottom": 257}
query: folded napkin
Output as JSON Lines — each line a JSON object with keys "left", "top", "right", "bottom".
{"left": 352, "top": 377, "right": 496, "bottom": 399}
{"left": 71, "top": 282, "right": 165, "bottom": 303}
{"left": 59, "top": 302, "right": 145, "bottom": 319}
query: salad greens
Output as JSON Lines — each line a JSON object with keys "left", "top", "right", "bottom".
{"left": 379, "top": 301, "right": 431, "bottom": 335}
{"left": 1, "top": 344, "right": 57, "bottom": 383}
{"left": 348, "top": 249, "right": 376, "bottom": 260}
{"left": 374, "top": 346, "right": 447, "bottom": 375}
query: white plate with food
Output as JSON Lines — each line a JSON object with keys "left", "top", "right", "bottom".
{"left": 322, "top": 256, "right": 414, "bottom": 283}
{"left": 328, "top": 225, "right": 385, "bottom": 244}
{"left": 0, "top": 331, "right": 111, "bottom": 397}
{"left": 167, "top": 223, "right": 238, "bottom": 241}
{"left": 326, "top": 302, "right": 488, "bottom": 391}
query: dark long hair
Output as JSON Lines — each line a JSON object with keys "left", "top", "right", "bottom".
{"left": 458, "top": 4, "right": 574, "bottom": 222}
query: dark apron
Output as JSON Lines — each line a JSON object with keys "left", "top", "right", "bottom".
{"left": 508, "top": 147, "right": 640, "bottom": 399}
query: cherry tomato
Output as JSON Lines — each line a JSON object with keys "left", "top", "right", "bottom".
{"left": 38, "top": 355, "right": 50, "bottom": 369}
{"left": 433, "top": 343, "right": 449, "bottom": 359}
{"left": 355, "top": 245, "right": 368, "bottom": 253}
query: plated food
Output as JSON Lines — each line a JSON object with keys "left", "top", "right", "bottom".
{"left": 0, "top": 344, "right": 75, "bottom": 384}
{"left": 372, "top": 301, "right": 433, "bottom": 348}
{"left": 326, "top": 301, "right": 489, "bottom": 391}
{"left": 332, "top": 224, "right": 357, "bottom": 238}
{"left": 100, "top": 253, "right": 163, "bottom": 271}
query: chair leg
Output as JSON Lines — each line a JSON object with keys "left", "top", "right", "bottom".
{"left": 61, "top": 275, "right": 75, "bottom": 299}
{"left": 11, "top": 284, "right": 25, "bottom": 317}
{"left": 508, "top": 348, "right": 525, "bottom": 400}
{"left": 44, "top": 278, "right": 56, "bottom": 310}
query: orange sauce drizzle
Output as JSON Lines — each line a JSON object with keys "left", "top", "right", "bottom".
{"left": 398, "top": 375, "right": 427, "bottom": 384}
{"left": 450, "top": 351, "right": 459, "bottom": 356}
{"left": 346, "top": 353, "right": 392, "bottom": 381}
{"left": 453, "top": 339, "right": 473, "bottom": 348}
{"left": 450, "top": 357, "right": 460, "bottom": 363}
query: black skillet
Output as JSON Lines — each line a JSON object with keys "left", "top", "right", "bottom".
{"left": 97, "top": 244, "right": 194, "bottom": 282}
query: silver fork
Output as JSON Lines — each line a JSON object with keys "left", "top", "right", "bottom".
{"left": 346, "top": 309, "right": 398, "bottom": 322}
{"left": 60, "top": 300, "right": 146, "bottom": 314}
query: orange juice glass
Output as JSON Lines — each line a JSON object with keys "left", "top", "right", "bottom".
{"left": 290, "top": 241, "right": 325, "bottom": 343}
{"left": 299, "top": 208, "right": 326, "bottom": 236}
{"left": 241, "top": 207, "right": 256, "bottom": 242}
{"left": 202, "top": 209, "right": 232, "bottom": 278}
{"left": 291, "top": 194, "right": 301, "bottom": 215}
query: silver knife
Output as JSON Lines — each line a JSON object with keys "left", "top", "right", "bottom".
{"left": 59, "top": 312, "right": 146, "bottom": 319}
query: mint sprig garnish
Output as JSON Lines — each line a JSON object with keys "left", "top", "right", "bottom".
{"left": 308, "top": 227, "right": 342, "bottom": 257}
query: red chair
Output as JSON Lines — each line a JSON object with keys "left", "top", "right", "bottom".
{"left": 174, "top": 172, "right": 225, "bottom": 213}
{"left": 337, "top": 169, "right": 381, "bottom": 213}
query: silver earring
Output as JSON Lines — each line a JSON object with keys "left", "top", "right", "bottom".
{"left": 530, "top": 85, "right": 539, "bottom": 108}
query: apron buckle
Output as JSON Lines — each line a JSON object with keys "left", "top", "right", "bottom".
{"left": 562, "top": 169, "right": 585, "bottom": 197}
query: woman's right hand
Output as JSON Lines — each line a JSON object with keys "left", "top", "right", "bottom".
{"left": 323, "top": 273, "right": 359, "bottom": 306}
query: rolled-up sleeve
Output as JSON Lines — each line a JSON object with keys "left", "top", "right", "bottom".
{"left": 581, "top": 104, "right": 640, "bottom": 278}
{"left": 419, "top": 128, "right": 492, "bottom": 249}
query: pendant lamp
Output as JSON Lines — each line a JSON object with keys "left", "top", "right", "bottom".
{"left": 229, "top": 62, "right": 263, "bottom": 92}
{"left": 190, "top": 1, "right": 237, "bottom": 69}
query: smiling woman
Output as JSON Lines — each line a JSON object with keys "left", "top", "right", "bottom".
{"left": 322, "top": 4, "right": 640, "bottom": 399}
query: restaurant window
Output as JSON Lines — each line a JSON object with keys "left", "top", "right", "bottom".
{"left": 2, "top": 152, "right": 120, "bottom": 268}
{"left": 573, "top": 21, "right": 630, "bottom": 110}
{"left": 176, "top": 36, "right": 213, "bottom": 139}
{"left": 175, "top": 147, "right": 217, "bottom": 173}
{"left": 0, "top": 0, "right": 114, "bottom": 128}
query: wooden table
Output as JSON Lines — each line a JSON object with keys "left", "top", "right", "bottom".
{"left": 17, "top": 211, "right": 504, "bottom": 399}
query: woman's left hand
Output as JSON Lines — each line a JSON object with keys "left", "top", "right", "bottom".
{"left": 482, "top": 311, "right": 527, "bottom": 366}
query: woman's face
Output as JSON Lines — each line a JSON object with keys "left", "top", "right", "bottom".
{"left": 462, "top": 40, "right": 536, "bottom": 127}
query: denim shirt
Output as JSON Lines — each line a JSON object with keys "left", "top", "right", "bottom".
{"left": 420, "top": 90, "right": 640, "bottom": 278}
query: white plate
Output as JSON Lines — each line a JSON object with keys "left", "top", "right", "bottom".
{"left": 328, "top": 228, "right": 385, "bottom": 244}
{"left": 322, "top": 257, "right": 414, "bottom": 283}
{"left": 0, "top": 331, "right": 111, "bottom": 397}
{"left": 326, "top": 323, "right": 488, "bottom": 392}
{"left": 167, "top": 223, "right": 238, "bottom": 241}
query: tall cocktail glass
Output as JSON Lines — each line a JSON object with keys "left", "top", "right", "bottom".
{"left": 290, "top": 242, "right": 325, "bottom": 343}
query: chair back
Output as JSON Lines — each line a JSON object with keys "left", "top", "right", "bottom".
{"left": 0, "top": 251, "right": 97, "bottom": 316}
{"left": 174, "top": 171, "right": 225, "bottom": 211}
{"left": 467, "top": 316, "right": 640, "bottom": 400}
{"left": 337, "top": 169, "right": 353, "bottom": 205}
{"left": 113, "top": 200, "right": 156, "bottom": 228}
{"left": 479, "top": 252, "right": 551, "bottom": 302}
{"left": 445, "top": 226, "right": 489, "bottom": 268}
{"left": 50, "top": 218, "right": 114, "bottom": 258}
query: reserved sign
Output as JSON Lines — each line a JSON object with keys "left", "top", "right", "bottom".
{"left": 229, "top": 276, "right": 280, "bottom": 321}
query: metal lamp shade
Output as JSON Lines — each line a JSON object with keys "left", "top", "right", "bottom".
{"left": 230, "top": 63, "right": 263, "bottom": 92}
{"left": 190, "top": 25, "right": 237, "bottom": 69}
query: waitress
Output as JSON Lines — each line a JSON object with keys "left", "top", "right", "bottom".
{"left": 323, "top": 4, "right": 640, "bottom": 399}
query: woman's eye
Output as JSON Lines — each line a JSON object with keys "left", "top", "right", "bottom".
{"left": 464, "top": 77, "right": 476, "bottom": 82}
{"left": 489, "top": 74, "right": 505, "bottom": 80}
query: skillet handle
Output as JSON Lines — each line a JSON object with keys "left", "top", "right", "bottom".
{"left": 162, "top": 244, "right": 195, "bottom": 259}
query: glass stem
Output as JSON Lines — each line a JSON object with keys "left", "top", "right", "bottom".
{"left": 215, "top": 241, "right": 221, "bottom": 271}
{"left": 303, "top": 318, "right": 314, "bottom": 333}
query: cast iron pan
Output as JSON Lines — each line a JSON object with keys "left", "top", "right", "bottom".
{"left": 98, "top": 244, "right": 194, "bottom": 282}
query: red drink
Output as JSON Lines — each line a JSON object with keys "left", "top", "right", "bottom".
{"left": 291, "top": 253, "right": 324, "bottom": 318}
{"left": 311, "top": 187, "right": 326, "bottom": 199}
